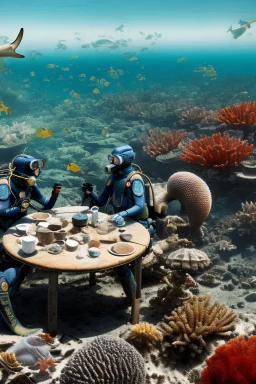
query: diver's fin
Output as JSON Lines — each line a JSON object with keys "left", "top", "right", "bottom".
{"left": 0, "top": 275, "right": 40, "bottom": 336}
{"left": 10, "top": 28, "right": 24, "bottom": 58}
{"left": 239, "top": 19, "right": 249, "bottom": 26}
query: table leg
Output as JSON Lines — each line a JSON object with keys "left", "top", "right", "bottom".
{"left": 89, "top": 272, "right": 96, "bottom": 286}
{"left": 131, "top": 255, "right": 142, "bottom": 324}
{"left": 48, "top": 271, "right": 58, "bottom": 336}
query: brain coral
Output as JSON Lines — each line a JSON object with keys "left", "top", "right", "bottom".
{"left": 59, "top": 335, "right": 146, "bottom": 384}
{"left": 155, "top": 172, "right": 212, "bottom": 237}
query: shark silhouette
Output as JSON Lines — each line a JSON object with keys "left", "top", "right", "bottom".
{"left": 0, "top": 28, "right": 24, "bottom": 58}
{"left": 228, "top": 18, "right": 256, "bottom": 39}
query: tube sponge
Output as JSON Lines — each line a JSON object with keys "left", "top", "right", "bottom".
{"left": 59, "top": 335, "right": 146, "bottom": 384}
{"left": 201, "top": 335, "right": 256, "bottom": 384}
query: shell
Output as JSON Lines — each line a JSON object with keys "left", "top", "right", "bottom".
{"left": 0, "top": 351, "right": 23, "bottom": 371}
{"left": 166, "top": 248, "right": 211, "bottom": 271}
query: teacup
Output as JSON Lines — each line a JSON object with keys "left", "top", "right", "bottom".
{"left": 88, "top": 247, "right": 101, "bottom": 258}
{"left": 17, "top": 236, "right": 38, "bottom": 254}
{"left": 16, "top": 224, "right": 30, "bottom": 236}
{"left": 36, "top": 227, "right": 55, "bottom": 246}
{"left": 65, "top": 239, "right": 79, "bottom": 252}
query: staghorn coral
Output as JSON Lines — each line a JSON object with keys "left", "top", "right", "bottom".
{"left": 201, "top": 335, "right": 256, "bottom": 384}
{"left": 157, "top": 295, "right": 237, "bottom": 357}
{"left": 126, "top": 322, "right": 163, "bottom": 351}
{"left": 218, "top": 101, "right": 256, "bottom": 127}
{"left": 154, "top": 172, "right": 212, "bottom": 238}
{"left": 59, "top": 335, "right": 145, "bottom": 384}
{"left": 180, "top": 132, "right": 254, "bottom": 168}
{"left": 179, "top": 107, "right": 218, "bottom": 126}
{"left": 141, "top": 128, "right": 186, "bottom": 157}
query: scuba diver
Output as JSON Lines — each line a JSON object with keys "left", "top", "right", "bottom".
{"left": 0, "top": 153, "right": 62, "bottom": 335}
{"left": 82, "top": 145, "right": 155, "bottom": 303}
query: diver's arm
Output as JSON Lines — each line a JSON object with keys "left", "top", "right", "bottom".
{"left": 118, "top": 179, "right": 145, "bottom": 218}
{"left": 0, "top": 206, "right": 21, "bottom": 218}
{"left": 30, "top": 185, "right": 60, "bottom": 210}
{"left": 89, "top": 176, "right": 114, "bottom": 207}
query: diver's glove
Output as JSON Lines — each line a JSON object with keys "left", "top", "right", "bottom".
{"left": 82, "top": 182, "right": 94, "bottom": 195}
{"left": 52, "top": 183, "right": 62, "bottom": 197}
{"left": 15, "top": 198, "right": 30, "bottom": 212}
{"left": 111, "top": 214, "right": 125, "bottom": 227}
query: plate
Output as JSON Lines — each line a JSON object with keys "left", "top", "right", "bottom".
{"left": 30, "top": 212, "right": 52, "bottom": 222}
{"left": 108, "top": 242, "right": 136, "bottom": 256}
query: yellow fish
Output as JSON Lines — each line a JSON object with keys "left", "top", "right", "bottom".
{"left": 0, "top": 101, "right": 11, "bottom": 115}
{"left": 66, "top": 162, "right": 84, "bottom": 173}
{"left": 101, "top": 127, "right": 110, "bottom": 136}
{"left": 35, "top": 127, "right": 53, "bottom": 138}
{"left": 70, "top": 90, "right": 80, "bottom": 98}
{"left": 99, "top": 78, "right": 106, "bottom": 84}
{"left": 239, "top": 91, "right": 248, "bottom": 95}
{"left": 177, "top": 57, "right": 188, "bottom": 63}
{"left": 61, "top": 67, "right": 70, "bottom": 71}
{"left": 90, "top": 76, "right": 96, "bottom": 80}
{"left": 63, "top": 128, "right": 71, "bottom": 133}
{"left": 104, "top": 81, "right": 110, "bottom": 87}
{"left": 69, "top": 55, "right": 79, "bottom": 60}
{"left": 43, "top": 77, "right": 50, "bottom": 82}
{"left": 92, "top": 88, "right": 100, "bottom": 94}
{"left": 30, "top": 71, "right": 35, "bottom": 76}
{"left": 79, "top": 73, "right": 86, "bottom": 78}
{"left": 46, "top": 64, "right": 59, "bottom": 69}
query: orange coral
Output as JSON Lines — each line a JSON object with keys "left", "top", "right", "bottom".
{"left": 127, "top": 322, "right": 163, "bottom": 351}
{"left": 142, "top": 128, "right": 186, "bottom": 157}
{"left": 38, "top": 333, "right": 55, "bottom": 344}
{"left": 218, "top": 101, "right": 256, "bottom": 126}
{"left": 37, "top": 357, "right": 56, "bottom": 372}
{"left": 180, "top": 132, "right": 253, "bottom": 168}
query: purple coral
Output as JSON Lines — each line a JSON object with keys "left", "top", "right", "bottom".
{"left": 59, "top": 335, "right": 145, "bottom": 384}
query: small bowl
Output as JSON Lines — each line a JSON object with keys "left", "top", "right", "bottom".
{"left": 54, "top": 229, "right": 67, "bottom": 241}
{"left": 65, "top": 239, "right": 79, "bottom": 252}
{"left": 16, "top": 224, "right": 30, "bottom": 236}
{"left": 48, "top": 224, "right": 62, "bottom": 231}
{"left": 72, "top": 213, "right": 88, "bottom": 227}
{"left": 88, "top": 247, "right": 101, "bottom": 258}
{"left": 108, "top": 242, "right": 136, "bottom": 256}
{"left": 30, "top": 212, "right": 52, "bottom": 222}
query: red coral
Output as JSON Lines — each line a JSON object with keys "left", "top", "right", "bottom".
{"left": 180, "top": 132, "right": 253, "bottom": 168}
{"left": 141, "top": 128, "right": 186, "bottom": 157}
{"left": 218, "top": 101, "right": 256, "bottom": 126}
{"left": 201, "top": 335, "right": 256, "bottom": 384}
{"left": 37, "top": 357, "right": 56, "bottom": 372}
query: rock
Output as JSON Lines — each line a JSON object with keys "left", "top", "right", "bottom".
{"left": 244, "top": 292, "right": 256, "bottom": 302}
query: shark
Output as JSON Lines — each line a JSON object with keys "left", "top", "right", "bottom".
{"left": 228, "top": 18, "right": 256, "bottom": 39}
{"left": 0, "top": 28, "right": 24, "bottom": 58}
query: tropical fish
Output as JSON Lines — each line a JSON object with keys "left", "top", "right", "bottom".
{"left": 115, "top": 24, "right": 125, "bottom": 32}
{"left": 177, "top": 57, "right": 188, "bottom": 63}
{"left": 145, "top": 34, "right": 154, "bottom": 40}
{"left": 43, "top": 77, "right": 50, "bottom": 82}
{"left": 35, "top": 127, "right": 52, "bottom": 138}
{"left": 101, "top": 127, "right": 109, "bottom": 136}
{"left": 81, "top": 43, "right": 90, "bottom": 48}
{"left": 100, "top": 78, "right": 106, "bottom": 84}
{"left": 55, "top": 42, "right": 67, "bottom": 50}
{"left": 79, "top": 73, "right": 86, "bottom": 78}
{"left": 90, "top": 76, "right": 96, "bottom": 80}
{"left": 104, "top": 81, "right": 110, "bottom": 86}
{"left": 122, "top": 52, "right": 138, "bottom": 62}
{"left": 239, "top": 91, "right": 249, "bottom": 95}
{"left": 0, "top": 28, "right": 24, "bottom": 58}
{"left": 92, "top": 88, "right": 100, "bottom": 94}
{"left": 61, "top": 67, "right": 70, "bottom": 71}
{"left": 63, "top": 128, "right": 71, "bottom": 133}
{"left": 46, "top": 64, "right": 59, "bottom": 69}
{"left": 70, "top": 90, "right": 80, "bottom": 98}
{"left": 66, "top": 162, "right": 84, "bottom": 173}
{"left": 94, "top": 39, "right": 113, "bottom": 46}
{"left": 29, "top": 50, "right": 43, "bottom": 60}
{"left": 227, "top": 18, "right": 256, "bottom": 39}
{"left": 30, "top": 71, "right": 35, "bottom": 76}
{"left": 0, "top": 101, "right": 11, "bottom": 115}
{"left": 69, "top": 55, "right": 79, "bottom": 60}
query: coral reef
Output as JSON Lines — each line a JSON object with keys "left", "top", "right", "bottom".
{"left": 154, "top": 172, "right": 212, "bottom": 238}
{"left": 59, "top": 335, "right": 145, "bottom": 384}
{"left": 180, "top": 132, "right": 254, "bottom": 168}
{"left": 201, "top": 335, "right": 256, "bottom": 384}
{"left": 218, "top": 101, "right": 256, "bottom": 127}
{"left": 235, "top": 201, "right": 256, "bottom": 238}
{"left": 157, "top": 295, "right": 237, "bottom": 357}
{"left": 141, "top": 128, "right": 186, "bottom": 157}
{"left": 126, "top": 322, "right": 163, "bottom": 351}
{"left": 179, "top": 107, "right": 218, "bottom": 127}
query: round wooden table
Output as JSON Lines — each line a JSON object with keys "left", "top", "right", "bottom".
{"left": 3, "top": 206, "right": 150, "bottom": 335}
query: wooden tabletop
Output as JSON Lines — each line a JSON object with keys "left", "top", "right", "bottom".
{"left": 3, "top": 206, "right": 150, "bottom": 273}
